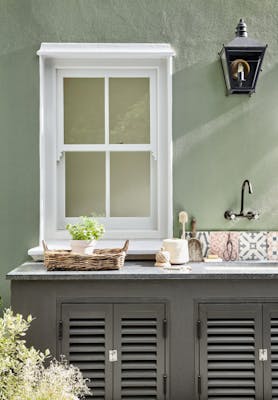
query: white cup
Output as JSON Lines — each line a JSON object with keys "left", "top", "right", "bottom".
{"left": 162, "top": 239, "right": 189, "bottom": 264}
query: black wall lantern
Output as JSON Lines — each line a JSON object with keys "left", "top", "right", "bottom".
{"left": 219, "top": 19, "right": 267, "bottom": 95}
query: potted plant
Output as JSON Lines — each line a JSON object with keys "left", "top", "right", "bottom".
{"left": 66, "top": 216, "right": 105, "bottom": 255}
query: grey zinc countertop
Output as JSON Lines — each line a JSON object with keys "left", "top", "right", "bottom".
{"left": 6, "top": 261, "right": 278, "bottom": 280}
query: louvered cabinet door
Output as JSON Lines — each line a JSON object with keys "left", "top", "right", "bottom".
{"left": 262, "top": 304, "right": 278, "bottom": 400}
{"left": 113, "top": 304, "right": 166, "bottom": 400}
{"left": 60, "top": 304, "right": 113, "bottom": 400}
{"left": 198, "top": 303, "right": 263, "bottom": 400}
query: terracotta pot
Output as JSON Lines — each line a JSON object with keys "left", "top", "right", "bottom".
{"left": 70, "top": 240, "right": 96, "bottom": 255}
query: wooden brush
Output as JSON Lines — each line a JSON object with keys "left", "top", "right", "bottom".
{"left": 179, "top": 211, "right": 188, "bottom": 240}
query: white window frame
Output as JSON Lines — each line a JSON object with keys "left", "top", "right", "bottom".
{"left": 37, "top": 43, "right": 175, "bottom": 241}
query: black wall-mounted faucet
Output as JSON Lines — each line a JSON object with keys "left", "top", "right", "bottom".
{"left": 224, "top": 179, "right": 259, "bottom": 221}
{"left": 240, "top": 179, "right": 253, "bottom": 214}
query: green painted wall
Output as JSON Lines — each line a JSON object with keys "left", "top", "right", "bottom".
{"left": 1, "top": 0, "right": 278, "bottom": 306}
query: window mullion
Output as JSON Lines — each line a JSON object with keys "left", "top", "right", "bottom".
{"left": 62, "top": 144, "right": 109, "bottom": 152}
{"left": 106, "top": 152, "right": 110, "bottom": 218}
{"left": 105, "top": 76, "right": 109, "bottom": 146}
{"left": 105, "top": 76, "right": 110, "bottom": 217}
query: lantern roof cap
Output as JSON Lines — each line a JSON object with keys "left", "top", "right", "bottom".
{"left": 225, "top": 19, "right": 266, "bottom": 48}
{"left": 235, "top": 19, "right": 248, "bottom": 37}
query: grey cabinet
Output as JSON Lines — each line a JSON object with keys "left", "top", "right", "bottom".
{"left": 59, "top": 303, "right": 167, "bottom": 400}
{"left": 263, "top": 304, "right": 278, "bottom": 400}
{"left": 198, "top": 303, "right": 278, "bottom": 400}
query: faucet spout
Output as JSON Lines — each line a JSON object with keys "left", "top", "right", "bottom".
{"left": 240, "top": 179, "right": 253, "bottom": 214}
{"left": 224, "top": 179, "right": 259, "bottom": 221}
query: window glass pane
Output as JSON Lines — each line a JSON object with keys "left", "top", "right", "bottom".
{"left": 109, "top": 78, "right": 150, "bottom": 144}
{"left": 64, "top": 78, "right": 105, "bottom": 144}
{"left": 110, "top": 152, "right": 150, "bottom": 217}
{"left": 66, "top": 152, "right": 105, "bottom": 217}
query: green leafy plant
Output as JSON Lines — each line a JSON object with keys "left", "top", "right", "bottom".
{"left": 0, "top": 308, "right": 91, "bottom": 400}
{"left": 66, "top": 216, "right": 105, "bottom": 241}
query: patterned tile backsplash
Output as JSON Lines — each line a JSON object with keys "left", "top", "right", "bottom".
{"left": 210, "top": 232, "right": 239, "bottom": 260}
{"left": 196, "top": 232, "right": 210, "bottom": 257}
{"left": 239, "top": 232, "right": 267, "bottom": 261}
{"left": 267, "top": 232, "right": 278, "bottom": 261}
{"left": 186, "top": 231, "right": 278, "bottom": 261}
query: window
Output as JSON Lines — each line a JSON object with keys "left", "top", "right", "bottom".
{"left": 37, "top": 43, "right": 175, "bottom": 240}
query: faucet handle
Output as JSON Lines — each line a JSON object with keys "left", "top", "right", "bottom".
{"left": 224, "top": 210, "right": 236, "bottom": 220}
{"left": 246, "top": 210, "right": 260, "bottom": 220}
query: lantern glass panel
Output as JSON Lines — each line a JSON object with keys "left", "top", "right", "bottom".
{"left": 220, "top": 47, "right": 231, "bottom": 92}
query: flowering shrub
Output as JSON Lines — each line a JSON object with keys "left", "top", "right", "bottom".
{"left": 0, "top": 308, "right": 91, "bottom": 400}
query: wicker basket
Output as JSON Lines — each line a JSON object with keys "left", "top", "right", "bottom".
{"left": 43, "top": 240, "right": 129, "bottom": 271}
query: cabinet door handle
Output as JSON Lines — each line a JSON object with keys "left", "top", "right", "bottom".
{"left": 259, "top": 348, "right": 268, "bottom": 361}
{"left": 109, "top": 349, "right": 118, "bottom": 362}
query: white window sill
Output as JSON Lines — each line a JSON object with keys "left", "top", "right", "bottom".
{"left": 28, "top": 239, "right": 163, "bottom": 261}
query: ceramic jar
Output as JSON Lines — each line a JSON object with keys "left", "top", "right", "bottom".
{"left": 162, "top": 238, "right": 189, "bottom": 264}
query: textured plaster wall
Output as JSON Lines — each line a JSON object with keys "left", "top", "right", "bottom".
{"left": 1, "top": 0, "right": 278, "bottom": 305}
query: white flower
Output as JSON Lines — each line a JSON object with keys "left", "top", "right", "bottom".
{"left": 0, "top": 308, "right": 91, "bottom": 400}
